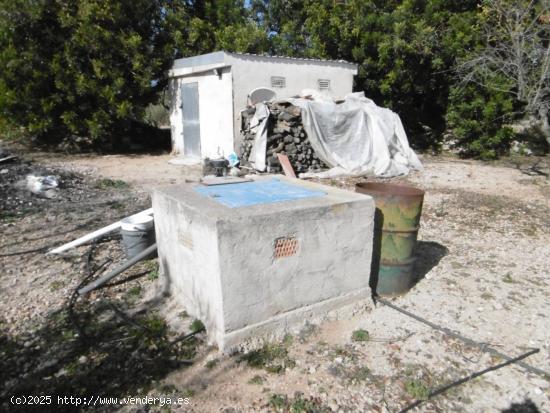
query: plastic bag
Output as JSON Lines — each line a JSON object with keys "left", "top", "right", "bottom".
{"left": 26, "top": 175, "right": 59, "bottom": 198}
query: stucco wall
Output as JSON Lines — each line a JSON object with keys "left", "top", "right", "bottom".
{"left": 217, "top": 201, "right": 373, "bottom": 335}
{"left": 152, "top": 189, "right": 226, "bottom": 346}
{"left": 169, "top": 66, "right": 234, "bottom": 158}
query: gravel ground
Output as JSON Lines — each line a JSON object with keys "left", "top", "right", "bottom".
{"left": 0, "top": 148, "right": 203, "bottom": 413}
{"left": 1, "top": 147, "right": 548, "bottom": 413}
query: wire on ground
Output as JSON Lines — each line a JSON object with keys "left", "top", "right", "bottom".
{"left": 375, "top": 296, "right": 549, "bottom": 379}
{"left": 398, "top": 348, "right": 540, "bottom": 413}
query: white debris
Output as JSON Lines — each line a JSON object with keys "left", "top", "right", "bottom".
{"left": 25, "top": 175, "right": 59, "bottom": 198}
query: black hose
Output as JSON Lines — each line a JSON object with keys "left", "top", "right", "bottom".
{"left": 376, "top": 296, "right": 550, "bottom": 379}
{"left": 0, "top": 245, "right": 50, "bottom": 257}
{"left": 398, "top": 348, "right": 540, "bottom": 413}
{"left": 67, "top": 240, "right": 102, "bottom": 339}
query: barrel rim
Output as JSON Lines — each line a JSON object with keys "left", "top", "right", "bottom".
{"left": 356, "top": 182, "right": 424, "bottom": 197}
{"left": 121, "top": 214, "right": 154, "bottom": 231}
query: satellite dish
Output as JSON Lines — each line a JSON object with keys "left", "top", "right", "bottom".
{"left": 248, "top": 87, "right": 277, "bottom": 105}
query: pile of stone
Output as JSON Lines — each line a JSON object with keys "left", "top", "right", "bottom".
{"left": 240, "top": 102, "right": 328, "bottom": 174}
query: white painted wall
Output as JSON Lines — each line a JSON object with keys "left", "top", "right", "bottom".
{"left": 169, "top": 66, "right": 234, "bottom": 158}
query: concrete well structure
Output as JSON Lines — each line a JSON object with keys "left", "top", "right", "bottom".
{"left": 167, "top": 51, "right": 358, "bottom": 160}
{"left": 153, "top": 176, "right": 374, "bottom": 352}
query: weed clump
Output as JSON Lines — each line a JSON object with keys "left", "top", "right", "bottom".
{"left": 205, "top": 359, "right": 218, "bottom": 369}
{"left": 239, "top": 341, "right": 295, "bottom": 374}
{"left": 247, "top": 375, "right": 264, "bottom": 385}
{"left": 95, "top": 178, "right": 129, "bottom": 189}
{"left": 190, "top": 319, "right": 205, "bottom": 334}
{"left": 351, "top": 329, "right": 370, "bottom": 342}
{"left": 267, "top": 392, "right": 331, "bottom": 412}
{"left": 404, "top": 379, "right": 430, "bottom": 400}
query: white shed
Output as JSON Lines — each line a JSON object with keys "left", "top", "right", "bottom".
{"left": 168, "top": 51, "right": 358, "bottom": 160}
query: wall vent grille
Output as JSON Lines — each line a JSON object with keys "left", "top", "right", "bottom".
{"left": 274, "top": 237, "right": 298, "bottom": 258}
{"left": 318, "top": 79, "right": 330, "bottom": 90}
{"left": 271, "top": 76, "right": 286, "bottom": 88}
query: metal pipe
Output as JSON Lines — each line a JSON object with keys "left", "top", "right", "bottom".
{"left": 78, "top": 243, "right": 157, "bottom": 295}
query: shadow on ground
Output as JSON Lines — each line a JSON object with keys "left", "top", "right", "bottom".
{"left": 414, "top": 241, "right": 449, "bottom": 280}
{"left": 502, "top": 398, "right": 541, "bottom": 412}
{"left": 0, "top": 298, "right": 198, "bottom": 412}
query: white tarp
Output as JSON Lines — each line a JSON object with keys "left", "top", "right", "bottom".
{"left": 248, "top": 102, "right": 270, "bottom": 172}
{"left": 288, "top": 92, "right": 423, "bottom": 178}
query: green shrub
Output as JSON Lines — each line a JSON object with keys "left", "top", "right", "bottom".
{"left": 0, "top": 0, "right": 181, "bottom": 149}
{"left": 446, "top": 81, "right": 516, "bottom": 159}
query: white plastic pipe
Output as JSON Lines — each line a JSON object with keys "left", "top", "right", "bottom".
{"left": 47, "top": 208, "right": 154, "bottom": 255}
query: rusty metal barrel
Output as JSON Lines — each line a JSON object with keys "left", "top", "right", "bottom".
{"left": 356, "top": 182, "right": 425, "bottom": 295}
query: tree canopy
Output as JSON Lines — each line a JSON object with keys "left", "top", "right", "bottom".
{"left": 0, "top": 0, "right": 547, "bottom": 157}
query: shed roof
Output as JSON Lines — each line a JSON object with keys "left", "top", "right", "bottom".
{"left": 172, "top": 51, "right": 358, "bottom": 71}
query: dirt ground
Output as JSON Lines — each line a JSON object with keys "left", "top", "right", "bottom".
{"left": 1, "top": 146, "right": 549, "bottom": 413}
{"left": 30, "top": 151, "right": 203, "bottom": 191}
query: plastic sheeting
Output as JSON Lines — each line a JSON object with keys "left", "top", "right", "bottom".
{"left": 288, "top": 92, "right": 423, "bottom": 178}
{"left": 248, "top": 102, "right": 270, "bottom": 172}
